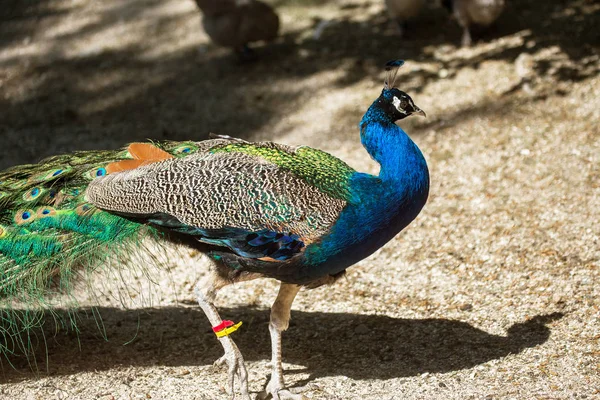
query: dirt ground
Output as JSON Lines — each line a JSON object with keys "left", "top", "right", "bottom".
{"left": 0, "top": 0, "right": 599, "bottom": 399}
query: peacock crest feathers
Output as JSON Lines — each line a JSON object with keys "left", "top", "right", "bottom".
{"left": 384, "top": 59, "right": 405, "bottom": 90}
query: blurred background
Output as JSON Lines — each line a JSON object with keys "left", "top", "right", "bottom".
{"left": 1, "top": 0, "right": 597, "bottom": 169}
{"left": 1, "top": 1, "right": 599, "bottom": 399}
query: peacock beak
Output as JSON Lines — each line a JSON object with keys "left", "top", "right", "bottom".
{"left": 413, "top": 107, "right": 426, "bottom": 118}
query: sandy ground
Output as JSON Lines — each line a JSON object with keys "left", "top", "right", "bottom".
{"left": 0, "top": 0, "right": 599, "bottom": 399}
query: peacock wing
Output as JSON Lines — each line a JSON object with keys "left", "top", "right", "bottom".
{"left": 85, "top": 139, "right": 356, "bottom": 262}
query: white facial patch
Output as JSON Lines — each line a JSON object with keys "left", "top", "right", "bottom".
{"left": 392, "top": 96, "right": 407, "bottom": 114}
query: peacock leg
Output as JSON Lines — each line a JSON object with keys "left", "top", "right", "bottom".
{"left": 395, "top": 19, "right": 407, "bottom": 38}
{"left": 461, "top": 26, "right": 472, "bottom": 47}
{"left": 259, "top": 283, "right": 306, "bottom": 400}
{"left": 452, "top": 3, "right": 472, "bottom": 47}
{"left": 195, "top": 272, "right": 251, "bottom": 400}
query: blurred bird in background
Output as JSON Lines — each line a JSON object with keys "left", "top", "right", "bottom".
{"left": 193, "top": 0, "right": 279, "bottom": 59}
{"left": 384, "top": 0, "right": 425, "bottom": 38}
{"left": 442, "top": 0, "right": 506, "bottom": 46}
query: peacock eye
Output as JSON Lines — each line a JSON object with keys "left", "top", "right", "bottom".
{"left": 392, "top": 95, "right": 409, "bottom": 113}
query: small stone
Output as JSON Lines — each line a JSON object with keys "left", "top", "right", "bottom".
{"left": 460, "top": 303, "right": 473, "bottom": 311}
{"left": 515, "top": 53, "right": 535, "bottom": 79}
{"left": 298, "top": 49, "right": 310, "bottom": 58}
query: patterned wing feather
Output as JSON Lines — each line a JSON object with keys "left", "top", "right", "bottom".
{"left": 86, "top": 139, "right": 356, "bottom": 260}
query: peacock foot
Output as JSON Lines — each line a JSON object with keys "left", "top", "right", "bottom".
{"left": 213, "top": 340, "right": 251, "bottom": 400}
{"left": 213, "top": 353, "right": 227, "bottom": 367}
{"left": 256, "top": 379, "right": 308, "bottom": 400}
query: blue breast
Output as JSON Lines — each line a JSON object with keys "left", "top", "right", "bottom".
{"left": 300, "top": 121, "right": 430, "bottom": 282}
{"left": 301, "top": 174, "right": 428, "bottom": 280}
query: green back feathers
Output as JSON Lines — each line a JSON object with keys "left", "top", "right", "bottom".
{"left": 210, "top": 143, "right": 356, "bottom": 201}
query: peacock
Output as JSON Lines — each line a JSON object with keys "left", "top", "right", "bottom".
{"left": 0, "top": 60, "right": 428, "bottom": 399}
{"left": 193, "top": 0, "right": 279, "bottom": 60}
{"left": 442, "top": 0, "right": 506, "bottom": 46}
{"left": 384, "top": 0, "right": 425, "bottom": 38}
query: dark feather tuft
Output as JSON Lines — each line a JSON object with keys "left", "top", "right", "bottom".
{"left": 384, "top": 59, "right": 405, "bottom": 90}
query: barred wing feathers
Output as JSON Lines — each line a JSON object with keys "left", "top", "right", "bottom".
{"left": 86, "top": 139, "right": 356, "bottom": 262}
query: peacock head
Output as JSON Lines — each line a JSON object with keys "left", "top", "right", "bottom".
{"left": 380, "top": 88, "right": 426, "bottom": 121}
{"left": 378, "top": 59, "right": 426, "bottom": 122}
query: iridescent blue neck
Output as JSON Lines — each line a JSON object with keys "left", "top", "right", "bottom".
{"left": 359, "top": 101, "right": 428, "bottom": 186}
{"left": 299, "top": 100, "right": 429, "bottom": 279}
{"left": 299, "top": 98, "right": 429, "bottom": 280}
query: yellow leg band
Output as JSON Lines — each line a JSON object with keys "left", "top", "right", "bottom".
{"left": 215, "top": 321, "right": 243, "bottom": 338}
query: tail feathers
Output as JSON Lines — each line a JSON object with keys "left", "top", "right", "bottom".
{"left": 0, "top": 139, "right": 204, "bottom": 359}
{"left": 0, "top": 140, "right": 204, "bottom": 299}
